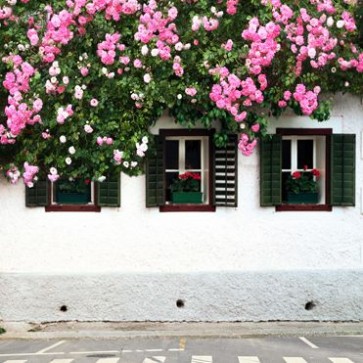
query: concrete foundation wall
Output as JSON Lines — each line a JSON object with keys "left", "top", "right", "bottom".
{"left": 1, "top": 271, "right": 362, "bottom": 322}
{"left": 0, "top": 94, "right": 362, "bottom": 322}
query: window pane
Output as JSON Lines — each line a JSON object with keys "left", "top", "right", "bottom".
{"left": 165, "top": 140, "right": 179, "bottom": 169}
{"left": 298, "top": 140, "right": 313, "bottom": 169}
{"left": 185, "top": 140, "right": 201, "bottom": 169}
{"left": 55, "top": 179, "right": 91, "bottom": 204}
{"left": 282, "top": 140, "right": 291, "bottom": 169}
{"left": 165, "top": 172, "right": 179, "bottom": 202}
{"left": 281, "top": 171, "right": 291, "bottom": 202}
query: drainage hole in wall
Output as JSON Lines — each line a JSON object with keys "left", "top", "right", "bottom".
{"left": 59, "top": 305, "right": 68, "bottom": 312}
{"left": 176, "top": 299, "right": 185, "bottom": 308}
{"left": 305, "top": 301, "right": 316, "bottom": 310}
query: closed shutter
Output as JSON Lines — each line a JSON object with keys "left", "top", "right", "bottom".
{"left": 145, "top": 135, "right": 165, "bottom": 207}
{"left": 25, "top": 180, "right": 48, "bottom": 207}
{"left": 260, "top": 135, "right": 282, "bottom": 206}
{"left": 331, "top": 134, "right": 355, "bottom": 206}
{"left": 213, "top": 134, "right": 238, "bottom": 207}
{"left": 97, "top": 174, "right": 121, "bottom": 207}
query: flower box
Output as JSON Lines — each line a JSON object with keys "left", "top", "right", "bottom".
{"left": 171, "top": 191, "right": 203, "bottom": 204}
{"left": 286, "top": 192, "right": 319, "bottom": 204}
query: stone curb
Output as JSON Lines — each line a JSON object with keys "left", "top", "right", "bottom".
{"left": 1, "top": 321, "right": 363, "bottom": 339}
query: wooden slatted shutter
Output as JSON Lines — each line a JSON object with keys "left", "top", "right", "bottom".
{"left": 213, "top": 134, "right": 238, "bottom": 207}
{"left": 145, "top": 135, "right": 165, "bottom": 207}
{"left": 331, "top": 134, "right": 355, "bottom": 206}
{"left": 25, "top": 181, "right": 48, "bottom": 207}
{"left": 97, "top": 173, "right": 121, "bottom": 207}
{"left": 260, "top": 135, "right": 282, "bottom": 206}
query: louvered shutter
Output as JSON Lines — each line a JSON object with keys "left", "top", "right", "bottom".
{"left": 331, "top": 134, "right": 355, "bottom": 206}
{"left": 25, "top": 180, "right": 48, "bottom": 207}
{"left": 145, "top": 135, "right": 165, "bottom": 207}
{"left": 97, "top": 174, "right": 121, "bottom": 207}
{"left": 260, "top": 135, "right": 282, "bottom": 206}
{"left": 213, "top": 134, "right": 238, "bottom": 207}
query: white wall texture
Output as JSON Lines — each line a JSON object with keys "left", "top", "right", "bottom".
{"left": 0, "top": 94, "right": 362, "bottom": 322}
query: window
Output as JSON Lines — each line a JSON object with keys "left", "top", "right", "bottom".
{"left": 281, "top": 135, "right": 326, "bottom": 204}
{"left": 146, "top": 129, "right": 238, "bottom": 212}
{"left": 260, "top": 129, "right": 355, "bottom": 211}
{"left": 165, "top": 136, "right": 210, "bottom": 205}
{"left": 25, "top": 174, "right": 121, "bottom": 212}
{"left": 51, "top": 179, "right": 94, "bottom": 205}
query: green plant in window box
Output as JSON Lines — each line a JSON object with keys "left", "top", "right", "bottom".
{"left": 56, "top": 179, "right": 92, "bottom": 204}
{"left": 285, "top": 167, "right": 320, "bottom": 204}
{"left": 170, "top": 172, "right": 202, "bottom": 204}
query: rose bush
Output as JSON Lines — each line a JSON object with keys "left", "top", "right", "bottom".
{"left": 0, "top": 0, "right": 362, "bottom": 186}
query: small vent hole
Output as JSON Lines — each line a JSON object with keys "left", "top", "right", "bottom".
{"left": 60, "top": 305, "right": 68, "bottom": 312}
{"left": 305, "top": 301, "right": 316, "bottom": 310}
{"left": 176, "top": 299, "right": 185, "bottom": 308}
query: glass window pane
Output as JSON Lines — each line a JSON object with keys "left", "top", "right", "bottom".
{"left": 298, "top": 140, "right": 313, "bottom": 169}
{"left": 56, "top": 179, "right": 91, "bottom": 204}
{"left": 282, "top": 140, "right": 291, "bottom": 169}
{"left": 281, "top": 171, "right": 291, "bottom": 202}
{"left": 165, "top": 140, "right": 179, "bottom": 169}
{"left": 185, "top": 140, "right": 201, "bottom": 169}
{"left": 165, "top": 172, "right": 179, "bottom": 202}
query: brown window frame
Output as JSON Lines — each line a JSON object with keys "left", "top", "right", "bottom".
{"left": 159, "top": 129, "right": 216, "bottom": 212}
{"left": 276, "top": 128, "right": 332, "bottom": 212}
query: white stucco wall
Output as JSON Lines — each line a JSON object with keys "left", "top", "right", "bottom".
{"left": 0, "top": 94, "right": 362, "bottom": 322}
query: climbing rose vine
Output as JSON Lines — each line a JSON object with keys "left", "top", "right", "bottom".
{"left": 0, "top": 0, "right": 362, "bottom": 185}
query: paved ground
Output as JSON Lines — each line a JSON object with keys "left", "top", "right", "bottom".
{"left": 0, "top": 335, "right": 363, "bottom": 362}
{"left": 0, "top": 322, "right": 362, "bottom": 362}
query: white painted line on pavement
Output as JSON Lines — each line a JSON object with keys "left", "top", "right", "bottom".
{"left": 95, "top": 359, "right": 120, "bottom": 363}
{"left": 299, "top": 336, "right": 319, "bottom": 349}
{"left": 49, "top": 360, "right": 74, "bottom": 363}
{"left": 284, "top": 358, "right": 308, "bottom": 363}
{"left": 3, "top": 360, "right": 28, "bottom": 363}
{"left": 238, "top": 357, "right": 261, "bottom": 363}
{"left": 329, "top": 359, "right": 355, "bottom": 363}
{"left": 36, "top": 340, "right": 66, "bottom": 354}
{"left": 145, "top": 349, "right": 164, "bottom": 352}
{"left": 168, "top": 348, "right": 184, "bottom": 352}
{"left": 0, "top": 353, "right": 65, "bottom": 357}
{"left": 70, "top": 350, "right": 120, "bottom": 355}
{"left": 191, "top": 356, "right": 213, "bottom": 363}
{"left": 143, "top": 357, "right": 166, "bottom": 363}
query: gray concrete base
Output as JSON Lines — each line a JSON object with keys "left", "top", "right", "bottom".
{"left": 0, "top": 270, "right": 362, "bottom": 323}
{"left": 2, "top": 321, "right": 363, "bottom": 339}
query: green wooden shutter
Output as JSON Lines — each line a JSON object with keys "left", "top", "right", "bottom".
{"left": 145, "top": 135, "right": 165, "bottom": 207}
{"left": 260, "top": 135, "right": 282, "bottom": 206}
{"left": 331, "top": 134, "right": 355, "bottom": 206}
{"left": 97, "top": 174, "right": 121, "bottom": 207}
{"left": 25, "top": 180, "right": 48, "bottom": 207}
{"left": 213, "top": 134, "right": 238, "bottom": 207}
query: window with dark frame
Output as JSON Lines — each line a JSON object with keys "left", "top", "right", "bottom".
{"left": 146, "top": 129, "right": 238, "bottom": 212}
{"left": 260, "top": 128, "right": 356, "bottom": 212}
{"left": 25, "top": 174, "right": 121, "bottom": 212}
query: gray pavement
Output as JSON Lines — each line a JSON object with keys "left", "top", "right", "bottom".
{"left": 0, "top": 334, "right": 363, "bottom": 362}
{"left": 1, "top": 321, "right": 363, "bottom": 339}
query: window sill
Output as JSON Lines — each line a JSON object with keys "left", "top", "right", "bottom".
{"left": 160, "top": 204, "right": 216, "bottom": 212}
{"left": 45, "top": 205, "right": 101, "bottom": 212}
{"left": 276, "top": 204, "right": 332, "bottom": 212}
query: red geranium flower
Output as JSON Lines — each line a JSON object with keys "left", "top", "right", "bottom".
{"left": 292, "top": 171, "right": 301, "bottom": 179}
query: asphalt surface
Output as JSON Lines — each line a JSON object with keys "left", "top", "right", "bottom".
{"left": 0, "top": 335, "right": 362, "bottom": 362}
